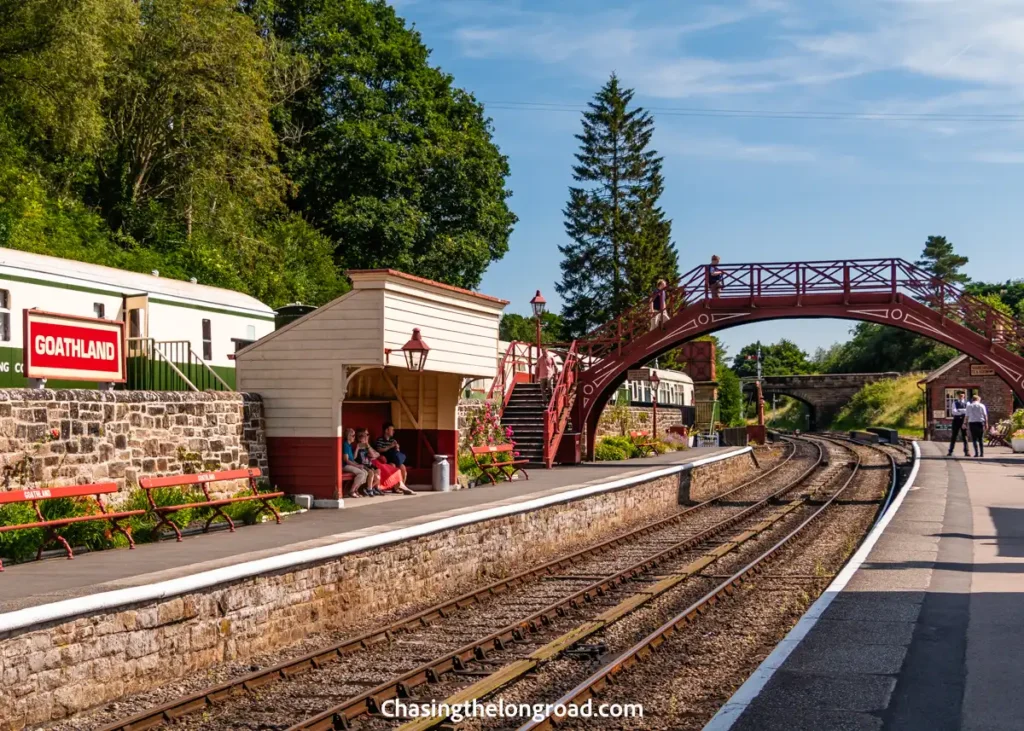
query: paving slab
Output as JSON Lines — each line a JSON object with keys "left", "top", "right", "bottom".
{"left": 719, "top": 442, "right": 1024, "bottom": 731}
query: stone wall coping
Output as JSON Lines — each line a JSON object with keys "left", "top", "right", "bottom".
{"left": 0, "top": 447, "right": 751, "bottom": 635}
{"left": 705, "top": 441, "right": 922, "bottom": 731}
{"left": 0, "top": 389, "right": 261, "bottom": 403}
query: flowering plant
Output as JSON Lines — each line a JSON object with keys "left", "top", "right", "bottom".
{"left": 465, "top": 402, "right": 510, "bottom": 448}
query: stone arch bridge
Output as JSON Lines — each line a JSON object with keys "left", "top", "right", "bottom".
{"left": 742, "top": 373, "right": 902, "bottom": 431}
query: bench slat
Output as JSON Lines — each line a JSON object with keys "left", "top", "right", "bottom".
{"left": 140, "top": 468, "right": 261, "bottom": 490}
{"left": 0, "top": 483, "right": 119, "bottom": 505}
{"left": 153, "top": 492, "right": 284, "bottom": 512}
{"left": 0, "top": 509, "right": 147, "bottom": 533}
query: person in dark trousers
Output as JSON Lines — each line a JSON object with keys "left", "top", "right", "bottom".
{"left": 709, "top": 255, "right": 724, "bottom": 298}
{"left": 947, "top": 390, "right": 969, "bottom": 457}
{"left": 650, "top": 280, "right": 669, "bottom": 330}
{"left": 375, "top": 423, "right": 414, "bottom": 493}
{"left": 965, "top": 395, "right": 989, "bottom": 458}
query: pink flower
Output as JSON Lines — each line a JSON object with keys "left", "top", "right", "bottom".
{"left": 50, "top": 428, "right": 59, "bottom": 439}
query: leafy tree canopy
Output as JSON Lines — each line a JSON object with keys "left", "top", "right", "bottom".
{"left": 499, "top": 312, "right": 565, "bottom": 345}
{"left": 0, "top": 0, "right": 514, "bottom": 310}
{"left": 732, "top": 339, "right": 812, "bottom": 378}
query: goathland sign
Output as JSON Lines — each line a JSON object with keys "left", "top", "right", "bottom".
{"left": 23, "top": 310, "right": 126, "bottom": 382}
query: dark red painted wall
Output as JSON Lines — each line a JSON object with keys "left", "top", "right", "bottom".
{"left": 267, "top": 437, "right": 342, "bottom": 500}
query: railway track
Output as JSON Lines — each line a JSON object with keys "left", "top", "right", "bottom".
{"left": 91, "top": 435, "right": 876, "bottom": 731}
{"left": 86, "top": 434, "right": 907, "bottom": 731}
{"left": 89, "top": 440, "right": 826, "bottom": 731}
{"left": 491, "top": 435, "right": 903, "bottom": 731}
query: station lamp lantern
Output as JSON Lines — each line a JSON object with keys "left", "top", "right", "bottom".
{"left": 530, "top": 290, "right": 547, "bottom": 318}
{"left": 530, "top": 290, "right": 547, "bottom": 352}
{"left": 400, "top": 328, "right": 430, "bottom": 372}
{"left": 650, "top": 370, "right": 661, "bottom": 437}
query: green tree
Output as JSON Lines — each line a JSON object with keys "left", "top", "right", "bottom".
{"left": 732, "top": 339, "right": 812, "bottom": 378}
{"left": 717, "top": 367, "right": 744, "bottom": 427}
{"left": 916, "top": 235, "right": 969, "bottom": 284}
{"left": 558, "top": 73, "right": 678, "bottom": 338}
{"left": 818, "top": 323, "right": 955, "bottom": 374}
{"left": 967, "top": 280, "right": 1024, "bottom": 316}
{"left": 499, "top": 312, "right": 564, "bottom": 344}
{"left": 253, "top": 0, "right": 516, "bottom": 289}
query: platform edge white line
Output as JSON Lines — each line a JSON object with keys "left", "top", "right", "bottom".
{"left": 703, "top": 440, "right": 922, "bottom": 731}
{"left": 0, "top": 447, "right": 752, "bottom": 634}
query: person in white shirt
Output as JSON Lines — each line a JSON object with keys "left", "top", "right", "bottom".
{"left": 965, "top": 395, "right": 989, "bottom": 458}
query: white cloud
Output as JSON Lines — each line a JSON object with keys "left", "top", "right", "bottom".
{"left": 657, "top": 131, "right": 819, "bottom": 163}
{"left": 971, "top": 150, "right": 1024, "bottom": 164}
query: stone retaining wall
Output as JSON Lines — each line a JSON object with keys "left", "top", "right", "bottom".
{"left": 0, "top": 390, "right": 268, "bottom": 496}
{"left": 0, "top": 450, "right": 760, "bottom": 729}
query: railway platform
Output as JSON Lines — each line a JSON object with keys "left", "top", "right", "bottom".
{"left": 0, "top": 446, "right": 739, "bottom": 615}
{"left": 709, "top": 441, "right": 1024, "bottom": 731}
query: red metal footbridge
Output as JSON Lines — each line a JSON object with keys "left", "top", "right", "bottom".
{"left": 493, "top": 258, "right": 1024, "bottom": 465}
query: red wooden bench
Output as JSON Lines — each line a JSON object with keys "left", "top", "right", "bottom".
{"left": 470, "top": 444, "right": 529, "bottom": 485}
{"left": 629, "top": 430, "right": 657, "bottom": 457}
{"left": 139, "top": 468, "right": 284, "bottom": 541}
{"left": 0, "top": 483, "right": 147, "bottom": 571}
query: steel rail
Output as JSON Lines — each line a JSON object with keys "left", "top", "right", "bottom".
{"left": 515, "top": 437, "right": 885, "bottom": 731}
{"left": 100, "top": 442, "right": 808, "bottom": 731}
{"left": 288, "top": 439, "right": 828, "bottom": 731}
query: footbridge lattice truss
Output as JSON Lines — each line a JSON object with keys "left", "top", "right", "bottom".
{"left": 542, "top": 258, "right": 1024, "bottom": 462}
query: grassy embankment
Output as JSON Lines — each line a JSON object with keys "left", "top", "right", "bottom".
{"left": 756, "top": 374, "right": 927, "bottom": 438}
{"left": 830, "top": 373, "right": 927, "bottom": 438}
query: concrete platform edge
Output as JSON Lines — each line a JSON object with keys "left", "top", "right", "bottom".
{"left": 0, "top": 447, "right": 752, "bottom": 635}
{"left": 704, "top": 441, "right": 922, "bottom": 731}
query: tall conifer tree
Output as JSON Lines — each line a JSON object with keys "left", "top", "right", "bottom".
{"left": 558, "top": 73, "right": 679, "bottom": 338}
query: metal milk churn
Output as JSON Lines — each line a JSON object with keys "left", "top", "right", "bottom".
{"left": 432, "top": 454, "right": 451, "bottom": 492}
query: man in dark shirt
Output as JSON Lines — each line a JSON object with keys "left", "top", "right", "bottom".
{"left": 375, "top": 422, "right": 407, "bottom": 484}
{"left": 947, "top": 390, "right": 969, "bottom": 457}
{"left": 709, "top": 255, "right": 724, "bottom": 298}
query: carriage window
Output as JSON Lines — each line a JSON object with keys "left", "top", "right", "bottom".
{"left": 246, "top": 324, "right": 256, "bottom": 341}
{"left": 0, "top": 289, "right": 9, "bottom": 342}
{"left": 93, "top": 303, "right": 105, "bottom": 319}
{"left": 202, "top": 319, "right": 212, "bottom": 360}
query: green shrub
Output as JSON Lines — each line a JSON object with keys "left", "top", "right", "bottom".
{"left": 458, "top": 451, "right": 483, "bottom": 479}
{"left": 595, "top": 442, "right": 628, "bottom": 461}
{"left": 601, "top": 436, "right": 640, "bottom": 459}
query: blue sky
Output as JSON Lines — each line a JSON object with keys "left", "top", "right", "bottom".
{"left": 394, "top": 0, "right": 1024, "bottom": 359}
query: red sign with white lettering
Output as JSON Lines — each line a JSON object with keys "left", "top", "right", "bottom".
{"left": 24, "top": 310, "right": 126, "bottom": 382}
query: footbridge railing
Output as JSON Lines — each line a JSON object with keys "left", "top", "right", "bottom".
{"left": 577, "top": 258, "right": 1024, "bottom": 360}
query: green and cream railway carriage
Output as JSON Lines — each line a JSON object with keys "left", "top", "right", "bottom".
{"left": 0, "top": 248, "right": 275, "bottom": 389}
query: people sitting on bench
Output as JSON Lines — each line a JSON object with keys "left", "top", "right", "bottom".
{"left": 375, "top": 422, "right": 414, "bottom": 494}
{"left": 343, "top": 426, "right": 375, "bottom": 497}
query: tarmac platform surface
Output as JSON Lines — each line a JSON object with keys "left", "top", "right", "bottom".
{"left": 713, "top": 441, "right": 1024, "bottom": 731}
{"left": 0, "top": 446, "right": 737, "bottom": 614}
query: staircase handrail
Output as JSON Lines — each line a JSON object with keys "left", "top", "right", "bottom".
{"left": 576, "top": 258, "right": 1024, "bottom": 361}
{"left": 542, "top": 340, "right": 580, "bottom": 468}
{"left": 488, "top": 340, "right": 535, "bottom": 410}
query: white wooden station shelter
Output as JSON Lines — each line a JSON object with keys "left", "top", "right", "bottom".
{"left": 235, "top": 270, "right": 507, "bottom": 505}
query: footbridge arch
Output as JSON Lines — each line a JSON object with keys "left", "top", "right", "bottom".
{"left": 556, "top": 259, "right": 1024, "bottom": 461}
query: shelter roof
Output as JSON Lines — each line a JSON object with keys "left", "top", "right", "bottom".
{"left": 918, "top": 354, "right": 969, "bottom": 384}
{"left": 347, "top": 269, "right": 509, "bottom": 307}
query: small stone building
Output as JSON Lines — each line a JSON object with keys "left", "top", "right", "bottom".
{"left": 920, "top": 355, "right": 1017, "bottom": 441}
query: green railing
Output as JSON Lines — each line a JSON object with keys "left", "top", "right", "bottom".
{"left": 124, "top": 338, "right": 233, "bottom": 392}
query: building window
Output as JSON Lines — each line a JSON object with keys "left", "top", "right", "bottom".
{"left": 0, "top": 289, "right": 8, "bottom": 342}
{"left": 944, "top": 388, "right": 980, "bottom": 417}
{"left": 202, "top": 319, "right": 212, "bottom": 360}
{"left": 94, "top": 303, "right": 105, "bottom": 319}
